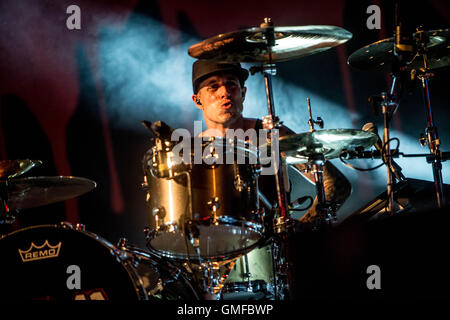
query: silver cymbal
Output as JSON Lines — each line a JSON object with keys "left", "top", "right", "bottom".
{"left": 1, "top": 176, "right": 96, "bottom": 211}
{"left": 188, "top": 25, "right": 352, "bottom": 63}
{"left": 261, "top": 129, "right": 377, "bottom": 163}
{"left": 348, "top": 29, "right": 450, "bottom": 73}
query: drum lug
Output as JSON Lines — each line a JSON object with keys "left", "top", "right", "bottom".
{"left": 207, "top": 197, "right": 220, "bottom": 212}
{"left": 75, "top": 223, "right": 85, "bottom": 231}
{"left": 143, "top": 227, "right": 156, "bottom": 241}
{"left": 117, "top": 237, "right": 128, "bottom": 249}
{"left": 60, "top": 221, "right": 74, "bottom": 229}
{"left": 152, "top": 207, "right": 166, "bottom": 231}
{"left": 170, "top": 268, "right": 181, "bottom": 280}
{"left": 152, "top": 207, "right": 166, "bottom": 219}
{"left": 141, "top": 175, "right": 149, "bottom": 190}
{"left": 234, "top": 174, "right": 248, "bottom": 192}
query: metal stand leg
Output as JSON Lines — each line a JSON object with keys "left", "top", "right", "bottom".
{"left": 308, "top": 156, "right": 337, "bottom": 227}
{"left": 420, "top": 75, "right": 445, "bottom": 208}
{"left": 382, "top": 102, "right": 395, "bottom": 214}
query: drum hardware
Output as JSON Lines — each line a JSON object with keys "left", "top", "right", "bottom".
{"left": 368, "top": 88, "right": 401, "bottom": 214}
{"left": 0, "top": 159, "right": 42, "bottom": 180}
{"left": 1, "top": 160, "right": 43, "bottom": 225}
{"left": 0, "top": 179, "right": 13, "bottom": 225}
{"left": 142, "top": 136, "right": 265, "bottom": 261}
{"left": 188, "top": 18, "right": 355, "bottom": 300}
{"left": 74, "top": 223, "right": 85, "bottom": 231}
{"left": 221, "top": 240, "right": 283, "bottom": 300}
{"left": 306, "top": 97, "right": 323, "bottom": 132}
{"left": 0, "top": 176, "right": 96, "bottom": 212}
{"left": 266, "top": 99, "right": 378, "bottom": 225}
{"left": 117, "top": 237, "right": 129, "bottom": 250}
{"left": 415, "top": 43, "right": 446, "bottom": 208}
{"left": 1, "top": 174, "right": 96, "bottom": 225}
{"left": 348, "top": 24, "right": 450, "bottom": 209}
{"left": 189, "top": 17, "right": 353, "bottom": 223}
{"left": 305, "top": 98, "right": 336, "bottom": 226}
{"left": 187, "top": 20, "right": 352, "bottom": 63}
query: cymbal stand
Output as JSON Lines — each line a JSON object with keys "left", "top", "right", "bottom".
{"left": 305, "top": 99, "right": 337, "bottom": 226}
{"left": 381, "top": 91, "right": 397, "bottom": 214}
{"left": 0, "top": 180, "right": 15, "bottom": 225}
{"left": 415, "top": 27, "right": 446, "bottom": 208}
{"left": 249, "top": 17, "right": 292, "bottom": 300}
{"left": 369, "top": 78, "right": 400, "bottom": 214}
{"left": 249, "top": 18, "right": 290, "bottom": 227}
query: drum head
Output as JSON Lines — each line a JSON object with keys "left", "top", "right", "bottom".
{"left": 0, "top": 224, "right": 144, "bottom": 300}
{"left": 149, "top": 223, "right": 262, "bottom": 260}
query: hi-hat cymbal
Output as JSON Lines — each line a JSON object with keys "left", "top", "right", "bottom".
{"left": 0, "top": 160, "right": 42, "bottom": 179}
{"left": 348, "top": 29, "right": 450, "bottom": 73}
{"left": 188, "top": 25, "right": 352, "bottom": 63}
{"left": 0, "top": 176, "right": 96, "bottom": 211}
{"left": 261, "top": 129, "right": 377, "bottom": 163}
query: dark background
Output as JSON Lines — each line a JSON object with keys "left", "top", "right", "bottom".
{"left": 1, "top": 0, "right": 449, "bottom": 299}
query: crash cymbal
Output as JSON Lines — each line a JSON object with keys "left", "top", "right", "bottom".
{"left": 262, "top": 129, "right": 377, "bottom": 164}
{"left": 0, "top": 160, "right": 42, "bottom": 179}
{"left": 0, "top": 176, "right": 96, "bottom": 211}
{"left": 348, "top": 29, "right": 450, "bottom": 73}
{"left": 188, "top": 25, "right": 352, "bottom": 63}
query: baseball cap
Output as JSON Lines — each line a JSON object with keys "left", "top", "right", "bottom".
{"left": 192, "top": 60, "right": 249, "bottom": 93}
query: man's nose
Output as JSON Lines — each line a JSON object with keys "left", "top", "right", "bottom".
{"left": 216, "top": 84, "right": 231, "bottom": 98}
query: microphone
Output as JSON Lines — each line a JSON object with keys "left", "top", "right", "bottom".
{"left": 362, "top": 122, "right": 405, "bottom": 181}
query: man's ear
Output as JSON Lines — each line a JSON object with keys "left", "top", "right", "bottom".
{"left": 192, "top": 94, "right": 203, "bottom": 109}
{"left": 241, "top": 87, "right": 247, "bottom": 101}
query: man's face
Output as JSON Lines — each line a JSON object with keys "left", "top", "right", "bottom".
{"left": 193, "top": 73, "right": 246, "bottom": 128}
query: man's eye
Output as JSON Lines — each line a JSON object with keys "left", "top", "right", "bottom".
{"left": 207, "top": 85, "right": 219, "bottom": 91}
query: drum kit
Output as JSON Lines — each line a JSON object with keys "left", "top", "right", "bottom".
{"left": 0, "top": 16, "right": 448, "bottom": 300}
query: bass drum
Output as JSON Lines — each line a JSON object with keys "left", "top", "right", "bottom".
{"left": 0, "top": 223, "right": 200, "bottom": 300}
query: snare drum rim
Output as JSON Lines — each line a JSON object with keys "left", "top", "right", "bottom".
{"left": 150, "top": 214, "right": 265, "bottom": 236}
{"left": 147, "top": 232, "right": 264, "bottom": 262}
{"left": 143, "top": 137, "right": 261, "bottom": 168}
{"left": 0, "top": 222, "right": 148, "bottom": 300}
{"left": 147, "top": 213, "right": 265, "bottom": 261}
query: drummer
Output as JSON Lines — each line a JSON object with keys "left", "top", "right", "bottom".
{"left": 191, "top": 60, "right": 351, "bottom": 227}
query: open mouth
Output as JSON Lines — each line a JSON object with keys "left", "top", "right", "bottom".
{"left": 222, "top": 101, "right": 232, "bottom": 108}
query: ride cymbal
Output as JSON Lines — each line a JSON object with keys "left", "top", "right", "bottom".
{"left": 188, "top": 25, "right": 352, "bottom": 63}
